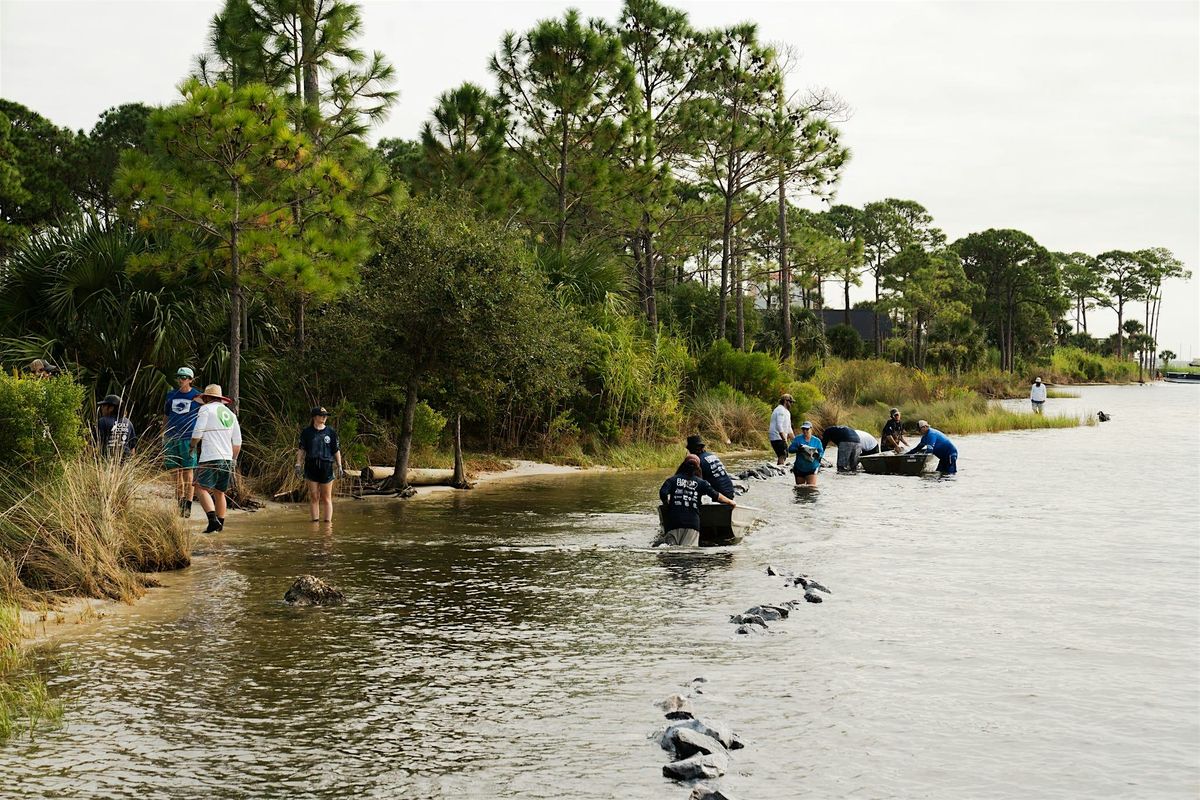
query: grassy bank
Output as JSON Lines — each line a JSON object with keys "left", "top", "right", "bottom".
{"left": 0, "top": 452, "right": 191, "bottom": 743}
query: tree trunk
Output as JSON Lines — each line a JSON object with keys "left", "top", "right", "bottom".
{"left": 391, "top": 375, "right": 420, "bottom": 492}
{"left": 295, "top": 294, "right": 306, "bottom": 349}
{"left": 718, "top": 188, "right": 734, "bottom": 341}
{"left": 301, "top": 0, "right": 319, "bottom": 123}
{"left": 1116, "top": 302, "right": 1124, "bottom": 359}
{"left": 778, "top": 171, "right": 791, "bottom": 359}
{"left": 843, "top": 280, "right": 851, "bottom": 327}
{"left": 873, "top": 267, "right": 882, "bottom": 356}
{"left": 451, "top": 413, "right": 469, "bottom": 489}
{"left": 557, "top": 115, "right": 569, "bottom": 250}
{"left": 228, "top": 197, "right": 242, "bottom": 412}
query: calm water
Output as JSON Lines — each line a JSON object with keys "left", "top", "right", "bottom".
{"left": 3, "top": 385, "right": 1198, "bottom": 799}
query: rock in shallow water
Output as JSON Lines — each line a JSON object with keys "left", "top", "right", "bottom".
{"left": 657, "top": 694, "right": 695, "bottom": 720}
{"left": 662, "top": 751, "right": 729, "bottom": 781}
{"left": 665, "top": 717, "right": 744, "bottom": 752}
{"left": 283, "top": 575, "right": 345, "bottom": 606}
{"left": 662, "top": 726, "right": 729, "bottom": 760}
{"left": 690, "top": 785, "right": 741, "bottom": 800}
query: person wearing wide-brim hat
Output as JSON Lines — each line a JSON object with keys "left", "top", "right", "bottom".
{"left": 189, "top": 384, "right": 241, "bottom": 533}
{"left": 685, "top": 434, "right": 735, "bottom": 499}
{"left": 295, "top": 406, "right": 343, "bottom": 524}
{"left": 96, "top": 393, "right": 138, "bottom": 460}
{"left": 163, "top": 367, "right": 201, "bottom": 518}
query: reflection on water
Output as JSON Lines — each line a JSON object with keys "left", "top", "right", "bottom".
{"left": 2, "top": 386, "right": 1198, "bottom": 799}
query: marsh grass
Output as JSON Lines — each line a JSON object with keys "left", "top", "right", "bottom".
{"left": 811, "top": 396, "right": 1089, "bottom": 438}
{"left": 0, "top": 603, "right": 64, "bottom": 743}
{"left": 0, "top": 451, "right": 191, "bottom": 605}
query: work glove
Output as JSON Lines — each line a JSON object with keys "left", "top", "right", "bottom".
{"left": 294, "top": 463, "right": 304, "bottom": 480}
{"left": 334, "top": 464, "right": 344, "bottom": 479}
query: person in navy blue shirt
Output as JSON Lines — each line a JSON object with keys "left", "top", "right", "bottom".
{"left": 295, "top": 406, "right": 344, "bottom": 523}
{"left": 163, "top": 367, "right": 201, "bottom": 517}
{"left": 912, "top": 420, "right": 958, "bottom": 475}
{"left": 685, "top": 434, "right": 735, "bottom": 498}
{"left": 820, "top": 425, "right": 862, "bottom": 472}
{"left": 657, "top": 454, "right": 736, "bottom": 547}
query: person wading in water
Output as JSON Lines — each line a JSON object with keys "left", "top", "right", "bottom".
{"left": 295, "top": 406, "right": 344, "bottom": 524}
{"left": 656, "top": 454, "right": 736, "bottom": 547}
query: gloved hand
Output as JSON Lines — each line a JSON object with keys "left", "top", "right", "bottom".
{"left": 334, "top": 464, "right": 344, "bottom": 479}
{"left": 294, "top": 463, "right": 304, "bottom": 480}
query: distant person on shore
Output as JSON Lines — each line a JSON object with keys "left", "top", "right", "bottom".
{"left": 768, "top": 393, "right": 795, "bottom": 465}
{"left": 856, "top": 429, "right": 881, "bottom": 456}
{"left": 163, "top": 367, "right": 201, "bottom": 518}
{"left": 881, "top": 408, "right": 908, "bottom": 452}
{"left": 656, "top": 454, "right": 736, "bottom": 547}
{"left": 27, "top": 359, "right": 59, "bottom": 379}
{"left": 190, "top": 384, "right": 241, "bottom": 533}
{"left": 1030, "top": 377, "right": 1047, "bottom": 414}
{"left": 821, "top": 424, "right": 862, "bottom": 473}
{"left": 685, "top": 434, "right": 735, "bottom": 498}
{"left": 296, "top": 406, "right": 343, "bottom": 524}
{"left": 787, "top": 421, "right": 824, "bottom": 486}
{"left": 96, "top": 394, "right": 137, "bottom": 460}
{"left": 912, "top": 420, "right": 958, "bottom": 475}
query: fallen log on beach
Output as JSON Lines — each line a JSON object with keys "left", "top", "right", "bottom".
{"left": 359, "top": 466, "right": 456, "bottom": 486}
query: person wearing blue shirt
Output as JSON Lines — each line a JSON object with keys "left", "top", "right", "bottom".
{"left": 685, "top": 434, "right": 735, "bottom": 498}
{"left": 787, "top": 421, "right": 825, "bottom": 486}
{"left": 913, "top": 419, "right": 958, "bottom": 475}
{"left": 163, "top": 367, "right": 201, "bottom": 517}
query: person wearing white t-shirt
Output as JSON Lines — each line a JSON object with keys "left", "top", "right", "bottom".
{"left": 1030, "top": 377, "right": 1047, "bottom": 414}
{"left": 190, "top": 384, "right": 242, "bottom": 533}
{"left": 855, "top": 429, "right": 881, "bottom": 456}
{"left": 768, "top": 393, "right": 795, "bottom": 465}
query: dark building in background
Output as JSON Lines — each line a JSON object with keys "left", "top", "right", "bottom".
{"left": 822, "top": 309, "right": 892, "bottom": 346}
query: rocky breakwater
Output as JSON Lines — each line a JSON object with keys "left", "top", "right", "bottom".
{"left": 656, "top": 682, "right": 745, "bottom": 797}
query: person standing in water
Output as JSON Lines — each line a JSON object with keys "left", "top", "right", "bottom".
{"left": 295, "top": 406, "right": 344, "bottom": 523}
{"left": 787, "top": 421, "right": 824, "bottom": 486}
{"left": 768, "top": 393, "right": 795, "bottom": 465}
{"left": 1030, "top": 377, "right": 1047, "bottom": 414}
{"left": 685, "top": 434, "right": 735, "bottom": 498}
{"left": 820, "top": 424, "right": 862, "bottom": 473}
{"left": 657, "top": 454, "right": 736, "bottom": 547}
{"left": 912, "top": 420, "right": 958, "bottom": 475}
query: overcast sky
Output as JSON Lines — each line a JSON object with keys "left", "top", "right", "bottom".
{"left": 2, "top": 0, "right": 1197, "bottom": 357}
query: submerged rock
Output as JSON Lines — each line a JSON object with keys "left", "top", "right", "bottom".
{"left": 657, "top": 694, "right": 695, "bottom": 720}
{"left": 794, "top": 575, "right": 831, "bottom": 594}
{"left": 283, "top": 575, "right": 346, "bottom": 606}
{"left": 729, "top": 613, "right": 767, "bottom": 627}
{"left": 662, "top": 751, "right": 729, "bottom": 781}
{"left": 1098, "top": 411, "right": 1112, "bottom": 422}
{"left": 690, "top": 786, "right": 741, "bottom": 800}
{"left": 766, "top": 565, "right": 793, "bottom": 577}
{"left": 804, "top": 591, "right": 823, "bottom": 604}
{"left": 744, "top": 604, "right": 789, "bottom": 621}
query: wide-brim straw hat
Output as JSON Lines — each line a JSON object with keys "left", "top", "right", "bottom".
{"left": 199, "top": 384, "right": 233, "bottom": 404}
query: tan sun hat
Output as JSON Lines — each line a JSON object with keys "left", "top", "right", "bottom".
{"left": 199, "top": 384, "right": 233, "bottom": 404}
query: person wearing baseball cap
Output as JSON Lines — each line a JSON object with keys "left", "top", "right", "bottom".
{"left": 190, "top": 384, "right": 241, "bottom": 533}
{"left": 163, "top": 367, "right": 201, "bottom": 517}
{"left": 786, "top": 421, "right": 824, "bottom": 486}
{"left": 96, "top": 393, "right": 137, "bottom": 461}
{"left": 911, "top": 419, "right": 958, "bottom": 475}
{"left": 656, "top": 453, "right": 736, "bottom": 547}
{"left": 1030, "top": 377, "right": 1047, "bottom": 414}
{"left": 768, "top": 394, "right": 796, "bottom": 465}
{"left": 685, "top": 434, "right": 735, "bottom": 498}
{"left": 295, "top": 406, "right": 343, "bottom": 523}
{"left": 881, "top": 407, "right": 908, "bottom": 452}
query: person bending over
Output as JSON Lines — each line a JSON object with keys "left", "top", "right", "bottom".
{"left": 657, "top": 454, "right": 736, "bottom": 547}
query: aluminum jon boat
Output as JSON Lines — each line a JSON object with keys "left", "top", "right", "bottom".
{"left": 658, "top": 503, "right": 758, "bottom": 546}
{"left": 860, "top": 451, "right": 938, "bottom": 476}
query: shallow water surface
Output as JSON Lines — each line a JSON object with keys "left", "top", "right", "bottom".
{"left": 3, "top": 385, "right": 1198, "bottom": 799}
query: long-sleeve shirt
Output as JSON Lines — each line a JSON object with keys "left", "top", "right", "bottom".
{"left": 768, "top": 405, "right": 792, "bottom": 442}
{"left": 1030, "top": 383, "right": 1047, "bottom": 402}
{"left": 697, "top": 451, "right": 735, "bottom": 497}
{"left": 914, "top": 428, "right": 957, "bottom": 459}
{"left": 659, "top": 474, "right": 719, "bottom": 531}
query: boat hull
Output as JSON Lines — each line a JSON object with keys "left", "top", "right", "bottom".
{"left": 860, "top": 451, "right": 938, "bottom": 476}
{"left": 1163, "top": 372, "right": 1200, "bottom": 384}
{"left": 658, "top": 504, "right": 754, "bottom": 546}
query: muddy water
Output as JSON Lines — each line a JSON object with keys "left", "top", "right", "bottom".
{"left": 2, "top": 385, "right": 1198, "bottom": 799}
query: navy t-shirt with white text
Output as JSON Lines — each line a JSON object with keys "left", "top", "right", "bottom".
{"left": 697, "top": 451, "right": 735, "bottom": 497}
{"left": 659, "top": 474, "right": 720, "bottom": 531}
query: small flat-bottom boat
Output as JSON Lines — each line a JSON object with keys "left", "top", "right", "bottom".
{"left": 860, "top": 451, "right": 938, "bottom": 476}
{"left": 658, "top": 503, "right": 757, "bottom": 546}
{"left": 1163, "top": 371, "right": 1200, "bottom": 384}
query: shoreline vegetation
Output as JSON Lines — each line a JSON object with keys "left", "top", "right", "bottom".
{"left": 0, "top": 0, "right": 1185, "bottom": 746}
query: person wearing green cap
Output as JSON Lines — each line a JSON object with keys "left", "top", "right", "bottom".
{"left": 163, "top": 367, "right": 200, "bottom": 517}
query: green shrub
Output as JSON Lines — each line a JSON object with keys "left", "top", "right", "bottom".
{"left": 782, "top": 380, "right": 824, "bottom": 414}
{"left": 826, "top": 324, "right": 864, "bottom": 359}
{"left": 411, "top": 401, "right": 447, "bottom": 449}
{"left": 698, "top": 340, "right": 785, "bottom": 402}
{"left": 0, "top": 374, "right": 85, "bottom": 473}
{"left": 1047, "top": 347, "right": 1138, "bottom": 383}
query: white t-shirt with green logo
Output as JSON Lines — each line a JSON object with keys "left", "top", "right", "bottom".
{"left": 193, "top": 402, "right": 242, "bottom": 463}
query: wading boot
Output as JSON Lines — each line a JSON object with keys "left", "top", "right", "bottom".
{"left": 184, "top": 500, "right": 193, "bottom": 519}
{"left": 203, "top": 511, "right": 221, "bottom": 533}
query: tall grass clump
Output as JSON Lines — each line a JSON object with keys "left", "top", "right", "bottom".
{"left": 1, "top": 565, "right": 63, "bottom": 743}
{"left": 688, "top": 384, "right": 769, "bottom": 449}
{"left": 812, "top": 395, "right": 1087, "bottom": 438}
{"left": 0, "top": 452, "right": 190, "bottom": 604}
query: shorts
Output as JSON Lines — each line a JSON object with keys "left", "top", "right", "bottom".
{"left": 793, "top": 466, "right": 818, "bottom": 477}
{"left": 936, "top": 452, "right": 958, "bottom": 475}
{"left": 196, "top": 460, "right": 234, "bottom": 492}
{"left": 770, "top": 439, "right": 788, "bottom": 458}
{"left": 836, "top": 442, "right": 862, "bottom": 472}
{"left": 304, "top": 459, "right": 335, "bottom": 484}
{"left": 655, "top": 528, "right": 700, "bottom": 547}
{"left": 164, "top": 438, "right": 198, "bottom": 470}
